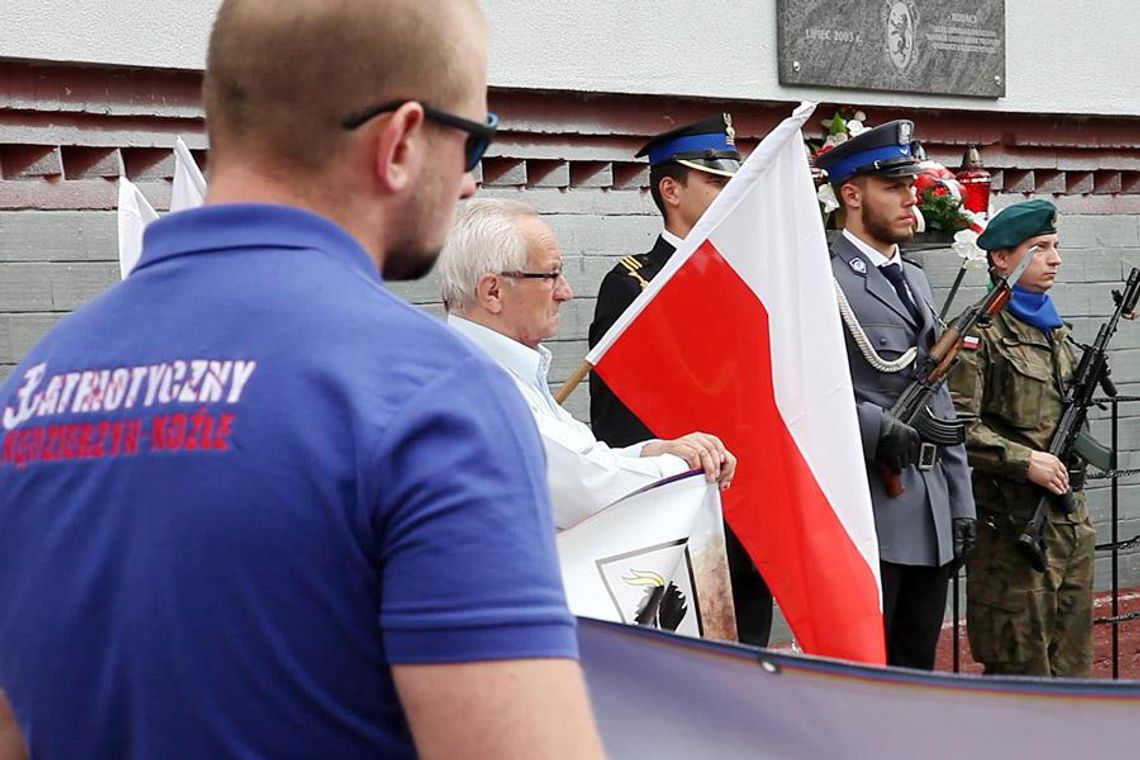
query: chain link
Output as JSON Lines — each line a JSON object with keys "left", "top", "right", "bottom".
{"left": 1096, "top": 534, "right": 1140, "bottom": 553}
{"left": 1095, "top": 610, "right": 1140, "bottom": 625}
{"left": 1066, "top": 397, "right": 1140, "bottom": 628}
{"left": 1087, "top": 468, "right": 1140, "bottom": 480}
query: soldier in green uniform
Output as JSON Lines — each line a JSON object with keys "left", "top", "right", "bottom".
{"left": 948, "top": 199, "right": 1096, "bottom": 677}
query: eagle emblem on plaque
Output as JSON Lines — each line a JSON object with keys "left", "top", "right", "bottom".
{"left": 595, "top": 538, "right": 702, "bottom": 636}
{"left": 884, "top": 0, "right": 920, "bottom": 74}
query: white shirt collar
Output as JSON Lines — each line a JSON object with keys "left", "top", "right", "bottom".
{"left": 446, "top": 313, "right": 553, "bottom": 394}
{"left": 842, "top": 228, "right": 900, "bottom": 269}
{"left": 660, "top": 229, "right": 685, "bottom": 250}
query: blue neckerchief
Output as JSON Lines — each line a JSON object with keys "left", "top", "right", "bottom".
{"left": 1008, "top": 285, "right": 1063, "bottom": 335}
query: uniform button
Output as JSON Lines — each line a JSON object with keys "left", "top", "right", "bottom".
{"left": 878, "top": 337, "right": 887, "bottom": 345}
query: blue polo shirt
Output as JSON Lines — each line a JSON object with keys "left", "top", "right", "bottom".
{"left": 0, "top": 204, "right": 576, "bottom": 757}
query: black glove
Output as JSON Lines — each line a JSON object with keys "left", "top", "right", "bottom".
{"left": 877, "top": 412, "right": 921, "bottom": 471}
{"left": 953, "top": 517, "right": 978, "bottom": 565}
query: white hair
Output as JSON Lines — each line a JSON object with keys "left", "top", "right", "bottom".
{"left": 438, "top": 198, "right": 538, "bottom": 311}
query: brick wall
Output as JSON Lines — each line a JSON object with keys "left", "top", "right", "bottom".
{"left": 2, "top": 61, "right": 1139, "bottom": 599}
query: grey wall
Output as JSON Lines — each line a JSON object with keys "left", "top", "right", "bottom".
{"left": 3, "top": 201, "right": 1139, "bottom": 605}
{"left": 0, "top": 211, "right": 120, "bottom": 381}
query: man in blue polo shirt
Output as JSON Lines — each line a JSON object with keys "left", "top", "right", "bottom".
{"left": 0, "top": 1, "right": 603, "bottom": 757}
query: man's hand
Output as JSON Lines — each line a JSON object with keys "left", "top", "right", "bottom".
{"left": 877, "top": 412, "right": 920, "bottom": 471}
{"left": 952, "top": 517, "right": 977, "bottom": 567}
{"left": 642, "top": 432, "right": 736, "bottom": 489}
{"left": 1027, "top": 451, "right": 1069, "bottom": 495}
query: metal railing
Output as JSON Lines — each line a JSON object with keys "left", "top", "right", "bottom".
{"left": 951, "top": 395, "right": 1140, "bottom": 679}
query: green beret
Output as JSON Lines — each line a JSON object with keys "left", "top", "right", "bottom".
{"left": 977, "top": 199, "right": 1058, "bottom": 251}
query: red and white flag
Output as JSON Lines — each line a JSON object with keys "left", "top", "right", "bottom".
{"left": 587, "top": 102, "right": 884, "bottom": 663}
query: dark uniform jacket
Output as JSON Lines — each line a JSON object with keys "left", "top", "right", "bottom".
{"left": 831, "top": 233, "right": 975, "bottom": 567}
{"left": 947, "top": 309, "right": 1089, "bottom": 525}
{"left": 588, "top": 235, "right": 675, "bottom": 447}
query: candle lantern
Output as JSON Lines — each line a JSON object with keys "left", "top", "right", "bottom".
{"left": 956, "top": 144, "right": 992, "bottom": 216}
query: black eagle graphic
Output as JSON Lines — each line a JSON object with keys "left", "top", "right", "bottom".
{"left": 633, "top": 581, "right": 689, "bottom": 631}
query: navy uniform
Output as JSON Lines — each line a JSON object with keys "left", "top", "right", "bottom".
{"left": 588, "top": 115, "right": 741, "bottom": 445}
{"left": 587, "top": 115, "right": 773, "bottom": 646}
{"left": 816, "top": 121, "right": 976, "bottom": 669}
{"left": 587, "top": 235, "right": 675, "bottom": 446}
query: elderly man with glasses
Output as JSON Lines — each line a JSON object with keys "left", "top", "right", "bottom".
{"left": 439, "top": 199, "right": 736, "bottom": 529}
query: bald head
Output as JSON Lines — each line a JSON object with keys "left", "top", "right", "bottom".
{"left": 203, "top": 0, "right": 485, "bottom": 176}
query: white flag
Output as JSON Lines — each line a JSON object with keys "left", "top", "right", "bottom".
{"left": 557, "top": 471, "right": 735, "bottom": 641}
{"left": 171, "top": 137, "right": 207, "bottom": 212}
{"left": 116, "top": 177, "right": 159, "bottom": 279}
{"left": 118, "top": 138, "right": 208, "bottom": 279}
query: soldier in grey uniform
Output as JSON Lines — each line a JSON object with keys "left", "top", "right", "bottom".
{"left": 948, "top": 199, "right": 1095, "bottom": 677}
{"left": 816, "top": 121, "right": 977, "bottom": 670}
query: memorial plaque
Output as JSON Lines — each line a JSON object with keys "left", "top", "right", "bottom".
{"left": 777, "top": 0, "right": 1005, "bottom": 98}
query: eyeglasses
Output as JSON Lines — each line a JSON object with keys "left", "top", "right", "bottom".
{"left": 341, "top": 99, "right": 498, "bottom": 172}
{"left": 500, "top": 270, "right": 565, "bottom": 285}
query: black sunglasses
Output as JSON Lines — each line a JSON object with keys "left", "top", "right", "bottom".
{"left": 341, "top": 99, "right": 498, "bottom": 172}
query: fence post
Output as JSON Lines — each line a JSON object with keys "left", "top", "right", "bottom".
{"left": 1111, "top": 397, "right": 1120, "bottom": 680}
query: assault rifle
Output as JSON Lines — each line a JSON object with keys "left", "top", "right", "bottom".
{"left": 1015, "top": 267, "right": 1140, "bottom": 572}
{"left": 882, "top": 248, "right": 1038, "bottom": 497}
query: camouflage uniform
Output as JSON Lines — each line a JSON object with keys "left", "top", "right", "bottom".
{"left": 948, "top": 309, "right": 1095, "bottom": 677}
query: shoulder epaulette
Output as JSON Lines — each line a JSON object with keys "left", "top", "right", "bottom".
{"left": 900, "top": 254, "right": 922, "bottom": 268}
{"left": 620, "top": 255, "right": 650, "bottom": 290}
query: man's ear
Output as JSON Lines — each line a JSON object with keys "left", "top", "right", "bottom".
{"left": 476, "top": 273, "right": 504, "bottom": 314}
{"left": 373, "top": 103, "right": 426, "bottom": 194}
{"left": 838, "top": 180, "right": 862, "bottom": 210}
{"left": 658, "top": 175, "right": 683, "bottom": 210}
{"left": 990, "top": 249, "right": 1012, "bottom": 274}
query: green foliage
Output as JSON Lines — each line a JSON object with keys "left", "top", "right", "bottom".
{"left": 825, "top": 113, "right": 848, "bottom": 136}
{"left": 919, "top": 188, "right": 970, "bottom": 234}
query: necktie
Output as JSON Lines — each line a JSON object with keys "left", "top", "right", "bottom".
{"left": 879, "top": 263, "right": 922, "bottom": 326}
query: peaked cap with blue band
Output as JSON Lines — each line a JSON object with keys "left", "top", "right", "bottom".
{"left": 636, "top": 114, "right": 741, "bottom": 178}
{"left": 815, "top": 119, "right": 921, "bottom": 186}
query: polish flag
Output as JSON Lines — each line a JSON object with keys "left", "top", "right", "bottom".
{"left": 587, "top": 103, "right": 884, "bottom": 663}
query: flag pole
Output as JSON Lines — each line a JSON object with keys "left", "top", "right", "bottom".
{"left": 554, "top": 359, "right": 593, "bottom": 405}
